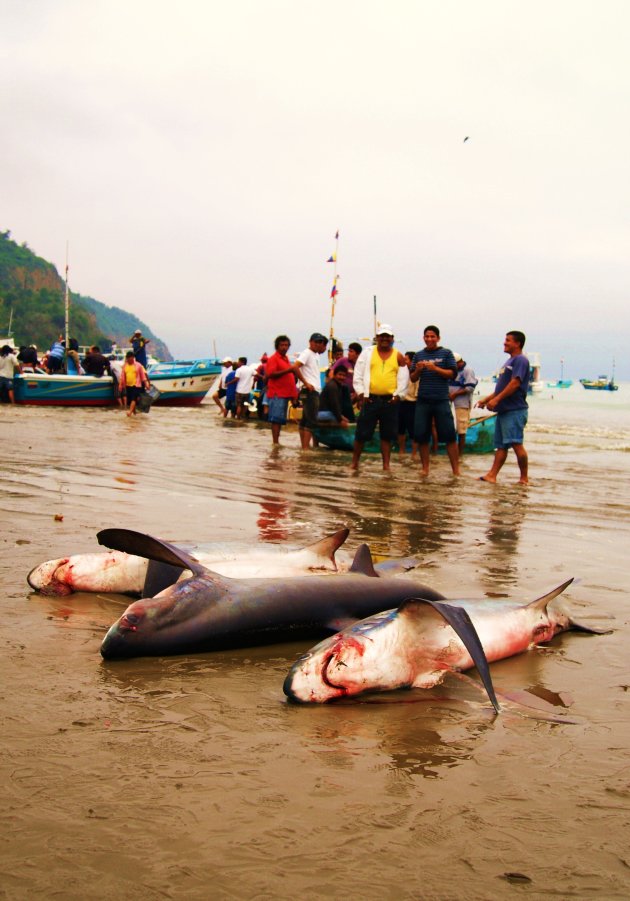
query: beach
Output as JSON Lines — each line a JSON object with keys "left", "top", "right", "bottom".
{"left": 2, "top": 384, "right": 629, "bottom": 900}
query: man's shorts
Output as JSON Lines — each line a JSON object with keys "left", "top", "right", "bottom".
{"left": 414, "top": 398, "right": 456, "bottom": 444}
{"left": 355, "top": 395, "right": 398, "bottom": 443}
{"left": 236, "top": 392, "right": 250, "bottom": 407}
{"left": 494, "top": 408, "right": 528, "bottom": 448}
{"left": 298, "top": 389, "right": 320, "bottom": 430}
{"left": 453, "top": 406, "right": 471, "bottom": 435}
{"left": 267, "top": 396, "right": 290, "bottom": 424}
{"left": 397, "top": 400, "right": 416, "bottom": 439}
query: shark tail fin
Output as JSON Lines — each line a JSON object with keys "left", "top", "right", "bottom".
{"left": 349, "top": 544, "right": 379, "bottom": 577}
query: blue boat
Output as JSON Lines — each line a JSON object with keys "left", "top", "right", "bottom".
{"left": 147, "top": 358, "right": 222, "bottom": 406}
{"left": 579, "top": 376, "right": 618, "bottom": 392}
{"left": 314, "top": 415, "right": 496, "bottom": 454}
{"left": 14, "top": 372, "right": 116, "bottom": 406}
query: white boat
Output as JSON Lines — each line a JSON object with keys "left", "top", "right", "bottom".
{"left": 147, "top": 358, "right": 222, "bottom": 406}
{"left": 528, "top": 352, "right": 543, "bottom": 394}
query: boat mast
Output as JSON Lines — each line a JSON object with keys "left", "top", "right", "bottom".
{"left": 64, "top": 242, "right": 70, "bottom": 353}
{"left": 327, "top": 230, "right": 339, "bottom": 363}
{"left": 373, "top": 294, "right": 378, "bottom": 337}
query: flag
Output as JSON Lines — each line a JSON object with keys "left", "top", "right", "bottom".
{"left": 326, "top": 254, "right": 336, "bottom": 262}
{"left": 330, "top": 284, "right": 338, "bottom": 298}
{"left": 335, "top": 230, "right": 339, "bottom": 239}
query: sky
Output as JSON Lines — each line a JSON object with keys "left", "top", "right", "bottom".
{"left": 2, "top": 0, "right": 629, "bottom": 379}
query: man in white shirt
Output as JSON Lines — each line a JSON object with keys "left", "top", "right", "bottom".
{"left": 293, "top": 332, "right": 328, "bottom": 449}
{"left": 234, "top": 357, "right": 258, "bottom": 419}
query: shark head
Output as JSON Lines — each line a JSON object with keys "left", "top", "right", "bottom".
{"left": 100, "top": 573, "right": 225, "bottom": 659}
{"left": 284, "top": 609, "right": 406, "bottom": 703}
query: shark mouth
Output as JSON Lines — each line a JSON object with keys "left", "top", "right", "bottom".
{"left": 321, "top": 652, "right": 349, "bottom": 696}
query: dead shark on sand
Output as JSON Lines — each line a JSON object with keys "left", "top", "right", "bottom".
{"left": 27, "top": 528, "right": 361, "bottom": 597}
{"left": 284, "top": 580, "right": 610, "bottom": 714}
{"left": 96, "top": 529, "right": 445, "bottom": 659}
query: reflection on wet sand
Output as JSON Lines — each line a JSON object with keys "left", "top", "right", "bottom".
{"left": 479, "top": 487, "right": 528, "bottom": 593}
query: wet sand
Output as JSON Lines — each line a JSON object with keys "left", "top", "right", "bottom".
{"left": 2, "top": 397, "right": 629, "bottom": 899}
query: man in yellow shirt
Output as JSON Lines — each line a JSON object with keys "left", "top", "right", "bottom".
{"left": 350, "top": 325, "right": 409, "bottom": 471}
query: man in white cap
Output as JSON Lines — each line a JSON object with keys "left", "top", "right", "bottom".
{"left": 449, "top": 353, "right": 478, "bottom": 456}
{"left": 211, "top": 356, "right": 233, "bottom": 416}
{"left": 129, "top": 329, "right": 150, "bottom": 368}
{"left": 350, "top": 324, "right": 409, "bottom": 471}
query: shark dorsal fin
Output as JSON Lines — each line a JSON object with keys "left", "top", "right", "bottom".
{"left": 349, "top": 544, "right": 379, "bottom": 577}
{"left": 397, "top": 597, "right": 500, "bottom": 714}
{"left": 97, "top": 529, "right": 207, "bottom": 577}
{"left": 526, "top": 578, "right": 574, "bottom": 612}
{"left": 304, "top": 527, "right": 350, "bottom": 568}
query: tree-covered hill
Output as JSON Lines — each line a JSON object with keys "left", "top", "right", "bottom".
{"left": 0, "top": 231, "right": 172, "bottom": 360}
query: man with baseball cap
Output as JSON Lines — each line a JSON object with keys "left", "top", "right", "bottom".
{"left": 293, "top": 332, "right": 328, "bottom": 449}
{"left": 211, "top": 356, "right": 233, "bottom": 416}
{"left": 350, "top": 324, "right": 409, "bottom": 471}
{"left": 449, "top": 352, "right": 478, "bottom": 456}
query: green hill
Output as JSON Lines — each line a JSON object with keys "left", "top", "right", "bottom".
{"left": 0, "top": 230, "right": 172, "bottom": 360}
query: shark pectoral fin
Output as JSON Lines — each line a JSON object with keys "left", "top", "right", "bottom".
{"left": 349, "top": 544, "right": 379, "bottom": 577}
{"left": 306, "top": 528, "right": 350, "bottom": 569}
{"left": 143, "top": 560, "right": 187, "bottom": 597}
{"left": 399, "top": 598, "right": 501, "bottom": 715}
{"left": 374, "top": 556, "right": 422, "bottom": 575}
{"left": 97, "top": 529, "right": 207, "bottom": 577}
{"left": 493, "top": 688, "right": 585, "bottom": 725}
{"left": 567, "top": 616, "right": 615, "bottom": 635}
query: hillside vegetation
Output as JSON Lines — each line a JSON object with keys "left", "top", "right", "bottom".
{"left": 0, "top": 231, "right": 172, "bottom": 359}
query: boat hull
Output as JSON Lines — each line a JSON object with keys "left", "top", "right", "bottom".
{"left": 579, "top": 379, "right": 618, "bottom": 391}
{"left": 314, "top": 417, "right": 496, "bottom": 454}
{"left": 148, "top": 359, "right": 222, "bottom": 407}
{"left": 14, "top": 373, "right": 115, "bottom": 406}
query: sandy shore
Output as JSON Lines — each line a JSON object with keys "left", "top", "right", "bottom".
{"left": 1, "top": 401, "right": 629, "bottom": 899}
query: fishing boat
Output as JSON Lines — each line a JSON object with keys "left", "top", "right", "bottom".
{"left": 546, "top": 358, "right": 573, "bottom": 389}
{"left": 580, "top": 360, "right": 618, "bottom": 391}
{"left": 147, "top": 358, "right": 222, "bottom": 406}
{"left": 314, "top": 415, "right": 496, "bottom": 454}
{"left": 579, "top": 375, "right": 618, "bottom": 391}
{"left": 14, "top": 371, "right": 116, "bottom": 406}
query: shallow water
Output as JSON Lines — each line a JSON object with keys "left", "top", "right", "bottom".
{"left": 2, "top": 387, "right": 630, "bottom": 899}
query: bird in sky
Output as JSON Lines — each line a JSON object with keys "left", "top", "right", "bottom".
{"left": 463, "top": 136, "right": 470, "bottom": 142}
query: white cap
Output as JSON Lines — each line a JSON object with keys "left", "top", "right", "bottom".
{"left": 376, "top": 323, "right": 394, "bottom": 336}
{"left": 453, "top": 352, "right": 463, "bottom": 362}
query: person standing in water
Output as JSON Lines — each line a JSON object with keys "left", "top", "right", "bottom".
{"left": 476, "top": 330, "right": 530, "bottom": 484}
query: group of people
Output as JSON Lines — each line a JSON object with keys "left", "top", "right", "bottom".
{"left": 1, "top": 329, "right": 153, "bottom": 416}
{"left": 213, "top": 325, "right": 531, "bottom": 485}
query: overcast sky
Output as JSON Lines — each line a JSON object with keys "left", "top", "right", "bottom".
{"left": 2, "top": 0, "right": 629, "bottom": 378}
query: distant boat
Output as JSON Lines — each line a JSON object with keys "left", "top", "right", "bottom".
{"left": 580, "top": 360, "right": 619, "bottom": 391}
{"left": 579, "top": 376, "right": 618, "bottom": 392}
{"left": 314, "top": 415, "right": 496, "bottom": 454}
{"left": 546, "top": 357, "right": 573, "bottom": 389}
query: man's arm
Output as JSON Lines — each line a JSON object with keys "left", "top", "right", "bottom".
{"left": 477, "top": 377, "right": 521, "bottom": 410}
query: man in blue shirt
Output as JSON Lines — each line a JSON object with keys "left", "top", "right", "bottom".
{"left": 410, "top": 325, "right": 460, "bottom": 476}
{"left": 477, "top": 330, "right": 531, "bottom": 484}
